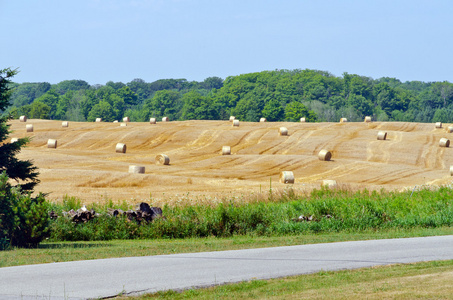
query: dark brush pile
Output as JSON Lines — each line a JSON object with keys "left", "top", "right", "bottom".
{"left": 49, "top": 202, "right": 162, "bottom": 224}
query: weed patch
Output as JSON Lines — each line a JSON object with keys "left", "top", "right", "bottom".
{"left": 47, "top": 186, "right": 453, "bottom": 242}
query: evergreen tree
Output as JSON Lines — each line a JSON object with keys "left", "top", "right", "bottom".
{"left": 0, "top": 68, "right": 39, "bottom": 190}
{"left": 1, "top": 68, "right": 49, "bottom": 249}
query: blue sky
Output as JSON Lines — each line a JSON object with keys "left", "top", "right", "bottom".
{"left": 1, "top": 0, "right": 452, "bottom": 85}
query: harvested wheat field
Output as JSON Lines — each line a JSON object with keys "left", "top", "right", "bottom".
{"left": 6, "top": 119, "right": 453, "bottom": 204}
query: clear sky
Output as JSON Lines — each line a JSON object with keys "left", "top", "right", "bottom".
{"left": 1, "top": 0, "right": 452, "bottom": 85}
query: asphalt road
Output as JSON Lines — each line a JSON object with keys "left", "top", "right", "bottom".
{"left": 1, "top": 235, "right": 453, "bottom": 300}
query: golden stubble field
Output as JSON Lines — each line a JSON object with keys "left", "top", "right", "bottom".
{"left": 6, "top": 119, "right": 453, "bottom": 204}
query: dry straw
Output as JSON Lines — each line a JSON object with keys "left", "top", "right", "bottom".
{"left": 279, "top": 127, "right": 288, "bottom": 136}
{"left": 229, "top": 116, "right": 235, "bottom": 121}
{"left": 150, "top": 118, "right": 156, "bottom": 124}
{"left": 116, "top": 143, "right": 127, "bottom": 153}
{"left": 447, "top": 126, "right": 453, "bottom": 133}
{"left": 377, "top": 131, "right": 387, "bottom": 140}
{"left": 26, "top": 124, "right": 33, "bottom": 132}
{"left": 10, "top": 138, "right": 19, "bottom": 143}
{"left": 19, "top": 116, "right": 27, "bottom": 122}
{"left": 62, "top": 121, "right": 69, "bottom": 127}
{"left": 155, "top": 154, "right": 170, "bottom": 165}
{"left": 232, "top": 119, "right": 240, "bottom": 127}
{"left": 280, "top": 171, "right": 295, "bottom": 184}
{"left": 260, "top": 118, "right": 267, "bottom": 122}
{"left": 322, "top": 179, "right": 337, "bottom": 188}
{"left": 123, "top": 117, "right": 130, "bottom": 122}
{"left": 364, "top": 116, "right": 372, "bottom": 122}
{"left": 95, "top": 118, "right": 102, "bottom": 122}
{"left": 222, "top": 146, "right": 231, "bottom": 155}
{"left": 129, "top": 165, "right": 145, "bottom": 174}
{"left": 435, "top": 122, "right": 442, "bottom": 128}
{"left": 318, "top": 149, "right": 332, "bottom": 161}
{"left": 162, "top": 117, "right": 169, "bottom": 122}
{"left": 300, "top": 117, "right": 306, "bottom": 122}
{"left": 47, "top": 139, "right": 57, "bottom": 149}
{"left": 340, "top": 118, "right": 348, "bottom": 123}
{"left": 439, "top": 138, "right": 450, "bottom": 148}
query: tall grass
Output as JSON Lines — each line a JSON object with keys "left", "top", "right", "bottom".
{"left": 48, "top": 186, "right": 453, "bottom": 242}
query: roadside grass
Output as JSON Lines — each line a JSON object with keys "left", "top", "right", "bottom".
{"left": 121, "top": 260, "right": 453, "bottom": 299}
{"left": 46, "top": 186, "right": 453, "bottom": 242}
{"left": 1, "top": 226, "right": 452, "bottom": 268}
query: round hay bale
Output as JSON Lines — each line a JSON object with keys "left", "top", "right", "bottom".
{"left": 300, "top": 117, "right": 306, "bottom": 122}
{"left": 322, "top": 180, "right": 337, "bottom": 188}
{"left": 435, "top": 122, "right": 442, "bottom": 128}
{"left": 120, "top": 123, "right": 127, "bottom": 127}
{"left": 232, "top": 119, "right": 240, "bottom": 127}
{"left": 280, "top": 171, "right": 295, "bottom": 184}
{"left": 150, "top": 118, "right": 156, "bottom": 124}
{"left": 450, "top": 166, "right": 453, "bottom": 176}
{"left": 10, "top": 138, "right": 19, "bottom": 143}
{"left": 113, "top": 120, "right": 118, "bottom": 123}
{"left": 129, "top": 165, "right": 145, "bottom": 174}
{"left": 62, "top": 121, "right": 69, "bottom": 127}
{"left": 318, "top": 149, "right": 332, "bottom": 161}
{"left": 447, "top": 126, "right": 453, "bottom": 133}
{"left": 26, "top": 124, "right": 33, "bottom": 132}
{"left": 340, "top": 118, "right": 348, "bottom": 123}
{"left": 155, "top": 154, "right": 170, "bottom": 165}
{"left": 229, "top": 116, "right": 235, "bottom": 122}
{"left": 439, "top": 138, "right": 450, "bottom": 148}
{"left": 364, "top": 116, "right": 372, "bottom": 122}
{"left": 260, "top": 118, "right": 267, "bottom": 122}
{"left": 123, "top": 117, "right": 130, "bottom": 122}
{"left": 279, "top": 127, "right": 288, "bottom": 136}
{"left": 377, "top": 131, "right": 387, "bottom": 140}
{"left": 115, "top": 143, "right": 127, "bottom": 153}
{"left": 19, "top": 116, "right": 27, "bottom": 122}
{"left": 47, "top": 139, "right": 57, "bottom": 149}
{"left": 95, "top": 118, "right": 102, "bottom": 122}
{"left": 162, "top": 117, "right": 169, "bottom": 122}
{"left": 222, "top": 146, "right": 231, "bottom": 155}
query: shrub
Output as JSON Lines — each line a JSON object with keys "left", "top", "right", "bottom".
{"left": 0, "top": 172, "right": 50, "bottom": 248}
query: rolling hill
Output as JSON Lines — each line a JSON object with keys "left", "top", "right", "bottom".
{"left": 7, "top": 119, "right": 453, "bottom": 204}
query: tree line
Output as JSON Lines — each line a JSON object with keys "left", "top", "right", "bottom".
{"left": 5, "top": 69, "right": 453, "bottom": 123}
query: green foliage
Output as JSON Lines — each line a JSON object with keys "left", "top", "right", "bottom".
{"left": 142, "top": 90, "right": 182, "bottom": 120}
{"left": 29, "top": 101, "right": 51, "bottom": 119}
{"left": 34, "top": 89, "right": 59, "bottom": 118}
{"left": 262, "top": 98, "right": 284, "bottom": 121}
{"left": 432, "top": 108, "right": 451, "bottom": 123}
{"left": 116, "top": 86, "right": 138, "bottom": 107}
{"left": 0, "top": 68, "right": 39, "bottom": 190}
{"left": 0, "top": 172, "right": 50, "bottom": 249}
{"left": 284, "top": 101, "right": 309, "bottom": 121}
{"left": 8, "top": 82, "right": 51, "bottom": 107}
{"left": 201, "top": 76, "right": 224, "bottom": 90}
{"left": 6, "top": 68, "right": 453, "bottom": 123}
{"left": 0, "top": 68, "right": 48, "bottom": 249}
{"left": 55, "top": 90, "right": 86, "bottom": 121}
{"left": 181, "top": 91, "right": 218, "bottom": 120}
{"left": 47, "top": 186, "right": 453, "bottom": 242}
{"left": 10, "top": 188, "right": 50, "bottom": 247}
{"left": 53, "top": 80, "right": 90, "bottom": 95}
{"left": 87, "top": 101, "right": 115, "bottom": 122}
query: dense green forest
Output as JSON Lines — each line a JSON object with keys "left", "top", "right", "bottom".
{"left": 5, "top": 69, "right": 453, "bottom": 123}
